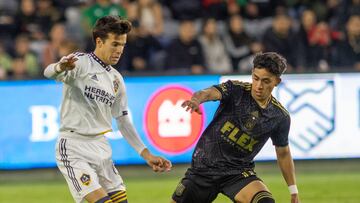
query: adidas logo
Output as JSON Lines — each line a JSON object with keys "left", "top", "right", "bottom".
{"left": 91, "top": 74, "right": 98, "bottom": 81}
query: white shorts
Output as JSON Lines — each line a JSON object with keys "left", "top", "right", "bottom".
{"left": 55, "top": 132, "right": 126, "bottom": 203}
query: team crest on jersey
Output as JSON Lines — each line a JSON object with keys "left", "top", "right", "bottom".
{"left": 113, "top": 76, "right": 120, "bottom": 94}
{"left": 175, "top": 182, "right": 186, "bottom": 196}
{"left": 244, "top": 111, "right": 259, "bottom": 130}
{"left": 80, "top": 174, "right": 91, "bottom": 186}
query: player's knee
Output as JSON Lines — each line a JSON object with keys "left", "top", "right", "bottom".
{"left": 94, "top": 196, "right": 113, "bottom": 203}
{"left": 108, "top": 190, "right": 127, "bottom": 203}
{"left": 250, "top": 191, "right": 275, "bottom": 203}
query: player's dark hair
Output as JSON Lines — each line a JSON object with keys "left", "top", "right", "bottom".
{"left": 92, "top": 15, "right": 132, "bottom": 43}
{"left": 253, "top": 52, "right": 287, "bottom": 77}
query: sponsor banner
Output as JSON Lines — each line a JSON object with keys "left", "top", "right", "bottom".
{"left": 0, "top": 76, "right": 219, "bottom": 169}
{"left": 1, "top": 73, "right": 359, "bottom": 169}
{"left": 220, "top": 73, "right": 360, "bottom": 160}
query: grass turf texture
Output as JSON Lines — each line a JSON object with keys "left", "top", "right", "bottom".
{"left": 0, "top": 160, "right": 359, "bottom": 203}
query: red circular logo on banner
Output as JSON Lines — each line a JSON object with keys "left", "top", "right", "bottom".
{"left": 144, "top": 86, "right": 204, "bottom": 154}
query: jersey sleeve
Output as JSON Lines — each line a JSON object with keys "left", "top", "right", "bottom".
{"left": 111, "top": 75, "right": 128, "bottom": 118}
{"left": 270, "top": 115, "right": 291, "bottom": 147}
{"left": 213, "top": 80, "right": 244, "bottom": 103}
{"left": 213, "top": 80, "right": 234, "bottom": 102}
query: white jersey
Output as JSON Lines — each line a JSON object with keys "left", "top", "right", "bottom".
{"left": 47, "top": 52, "right": 128, "bottom": 135}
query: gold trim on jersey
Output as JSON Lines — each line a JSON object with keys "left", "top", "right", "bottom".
{"left": 271, "top": 97, "right": 289, "bottom": 115}
{"left": 230, "top": 80, "right": 251, "bottom": 91}
{"left": 96, "top": 129, "right": 113, "bottom": 135}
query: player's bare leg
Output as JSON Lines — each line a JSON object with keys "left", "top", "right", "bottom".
{"left": 234, "top": 180, "right": 274, "bottom": 203}
{"left": 85, "top": 188, "right": 112, "bottom": 203}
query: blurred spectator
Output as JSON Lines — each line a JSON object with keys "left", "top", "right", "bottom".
{"left": 297, "top": 9, "right": 320, "bottom": 71}
{"left": 199, "top": 18, "right": 231, "bottom": 74}
{"left": 0, "top": 0, "right": 17, "bottom": 48}
{"left": 14, "top": 0, "right": 44, "bottom": 40}
{"left": 58, "top": 40, "right": 80, "bottom": 58}
{"left": 325, "top": 0, "right": 345, "bottom": 29}
{"left": 297, "top": 10, "right": 342, "bottom": 72}
{"left": 332, "top": 15, "right": 360, "bottom": 71}
{"left": 229, "top": 1, "right": 287, "bottom": 40}
{"left": 0, "top": 42, "right": 12, "bottom": 80}
{"left": 63, "top": 2, "right": 87, "bottom": 47}
{"left": 240, "top": 0, "right": 286, "bottom": 19}
{"left": 36, "top": 0, "right": 64, "bottom": 36}
{"left": 305, "top": 1, "right": 329, "bottom": 22}
{"left": 0, "top": 0, "right": 18, "bottom": 13}
{"left": 42, "top": 23, "right": 67, "bottom": 67}
{"left": 239, "top": 2, "right": 274, "bottom": 41}
{"left": 163, "top": 0, "right": 202, "bottom": 20}
{"left": 309, "top": 22, "right": 341, "bottom": 72}
{"left": 331, "top": 0, "right": 360, "bottom": 31}
{"left": 127, "top": 0, "right": 164, "bottom": 37}
{"left": 262, "top": 14, "right": 300, "bottom": 71}
{"left": 8, "top": 56, "right": 29, "bottom": 80}
{"left": 116, "top": 20, "right": 163, "bottom": 73}
{"left": 51, "top": 0, "right": 79, "bottom": 14}
{"left": 201, "top": 0, "right": 228, "bottom": 20}
{"left": 82, "top": 0, "right": 127, "bottom": 34}
{"left": 164, "top": 20, "right": 206, "bottom": 74}
{"left": 348, "top": 0, "right": 360, "bottom": 16}
{"left": 10, "top": 34, "right": 40, "bottom": 78}
{"left": 82, "top": 0, "right": 127, "bottom": 51}
{"left": 227, "top": 0, "right": 240, "bottom": 16}
{"left": 223, "top": 15, "right": 262, "bottom": 72}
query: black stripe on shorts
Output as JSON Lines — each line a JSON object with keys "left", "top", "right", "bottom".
{"left": 59, "top": 138, "right": 82, "bottom": 192}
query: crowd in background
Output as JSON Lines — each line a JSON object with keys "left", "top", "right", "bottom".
{"left": 0, "top": 0, "right": 360, "bottom": 80}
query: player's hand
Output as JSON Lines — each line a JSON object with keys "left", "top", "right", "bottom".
{"left": 291, "top": 194, "right": 300, "bottom": 203}
{"left": 141, "top": 149, "right": 172, "bottom": 172}
{"left": 58, "top": 53, "right": 78, "bottom": 71}
{"left": 147, "top": 155, "right": 172, "bottom": 172}
{"left": 181, "top": 98, "right": 202, "bottom": 114}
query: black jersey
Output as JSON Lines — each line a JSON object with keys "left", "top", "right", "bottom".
{"left": 191, "top": 80, "right": 290, "bottom": 175}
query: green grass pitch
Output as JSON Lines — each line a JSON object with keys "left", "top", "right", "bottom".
{"left": 0, "top": 160, "right": 359, "bottom": 203}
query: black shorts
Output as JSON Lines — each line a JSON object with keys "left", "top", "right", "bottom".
{"left": 172, "top": 168, "right": 261, "bottom": 203}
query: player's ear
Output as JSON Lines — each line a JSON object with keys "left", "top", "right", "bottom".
{"left": 95, "top": 37, "right": 103, "bottom": 47}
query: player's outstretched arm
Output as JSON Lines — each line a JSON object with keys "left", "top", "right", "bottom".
{"left": 181, "top": 87, "right": 221, "bottom": 114}
{"left": 116, "top": 115, "right": 172, "bottom": 172}
{"left": 44, "top": 53, "right": 78, "bottom": 79}
{"left": 275, "top": 145, "right": 300, "bottom": 203}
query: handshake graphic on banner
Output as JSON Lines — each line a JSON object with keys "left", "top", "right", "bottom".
{"left": 276, "top": 80, "right": 335, "bottom": 153}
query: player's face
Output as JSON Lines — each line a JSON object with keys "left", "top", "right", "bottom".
{"left": 97, "top": 33, "right": 127, "bottom": 65}
{"left": 251, "top": 68, "right": 280, "bottom": 102}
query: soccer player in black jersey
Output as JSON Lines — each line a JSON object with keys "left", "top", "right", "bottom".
{"left": 171, "top": 52, "right": 300, "bottom": 203}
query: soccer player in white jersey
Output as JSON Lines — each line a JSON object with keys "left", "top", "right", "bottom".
{"left": 44, "top": 16, "right": 172, "bottom": 203}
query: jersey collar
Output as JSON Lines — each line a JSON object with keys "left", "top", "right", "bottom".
{"left": 90, "top": 52, "right": 111, "bottom": 71}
